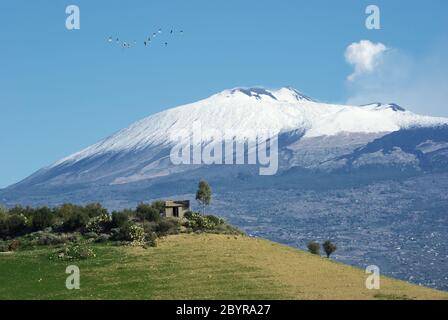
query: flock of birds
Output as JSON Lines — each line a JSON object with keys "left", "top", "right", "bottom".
{"left": 107, "top": 28, "right": 184, "bottom": 49}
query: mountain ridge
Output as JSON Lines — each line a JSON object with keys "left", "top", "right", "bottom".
{"left": 45, "top": 86, "right": 448, "bottom": 170}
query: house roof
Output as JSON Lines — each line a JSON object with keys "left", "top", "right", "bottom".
{"left": 164, "top": 200, "right": 190, "bottom": 208}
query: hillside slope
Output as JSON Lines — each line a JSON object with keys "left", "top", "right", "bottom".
{"left": 0, "top": 234, "right": 446, "bottom": 299}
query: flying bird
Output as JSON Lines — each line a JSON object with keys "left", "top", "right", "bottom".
{"left": 107, "top": 27, "right": 183, "bottom": 50}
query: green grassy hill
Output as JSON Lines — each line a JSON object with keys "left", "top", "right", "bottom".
{"left": 0, "top": 233, "right": 446, "bottom": 300}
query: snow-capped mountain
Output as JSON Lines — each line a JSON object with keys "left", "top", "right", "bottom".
{"left": 2, "top": 87, "right": 448, "bottom": 207}
{"left": 52, "top": 87, "right": 447, "bottom": 167}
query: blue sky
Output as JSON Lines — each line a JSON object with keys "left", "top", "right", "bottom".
{"left": 0, "top": 0, "right": 447, "bottom": 188}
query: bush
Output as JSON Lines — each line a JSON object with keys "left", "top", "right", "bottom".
{"left": 136, "top": 203, "right": 160, "bottom": 222}
{"left": 85, "top": 213, "right": 111, "bottom": 234}
{"left": 184, "top": 212, "right": 223, "bottom": 231}
{"left": 307, "top": 242, "right": 320, "bottom": 255}
{"left": 0, "top": 211, "right": 8, "bottom": 239}
{"left": 112, "top": 222, "right": 145, "bottom": 244}
{"left": 34, "top": 232, "right": 62, "bottom": 246}
{"left": 184, "top": 211, "right": 194, "bottom": 220}
{"left": 84, "top": 203, "right": 108, "bottom": 218}
{"left": 155, "top": 220, "right": 171, "bottom": 235}
{"left": 0, "top": 206, "right": 7, "bottom": 215}
{"left": 144, "top": 232, "right": 158, "bottom": 248}
{"left": 84, "top": 232, "right": 98, "bottom": 239}
{"left": 151, "top": 200, "right": 165, "bottom": 214}
{"left": 128, "top": 224, "right": 145, "bottom": 246}
{"left": 52, "top": 243, "right": 96, "bottom": 261}
{"left": 111, "top": 211, "right": 130, "bottom": 228}
{"left": 31, "top": 231, "right": 80, "bottom": 246}
{"left": 62, "top": 211, "right": 89, "bottom": 232}
{"left": 8, "top": 205, "right": 33, "bottom": 218}
{"left": 142, "top": 221, "right": 158, "bottom": 234}
{"left": 56, "top": 204, "right": 82, "bottom": 220}
{"left": 31, "top": 207, "right": 55, "bottom": 231}
{"left": 205, "top": 215, "right": 224, "bottom": 226}
{"left": 323, "top": 240, "right": 337, "bottom": 258}
{"left": 95, "top": 234, "right": 111, "bottom": 243}
{"left": 156, "top": 218, "right": 180, "bottom": 236}
{"left": 5, "top": 214, "right": 28, "bottom": 237}
{"left": 110, "top": 227, "right": 121, "bottom": 240}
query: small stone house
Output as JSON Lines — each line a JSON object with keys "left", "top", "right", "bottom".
{"left": 163, "top": 200, "right": 190, "bottom": 218}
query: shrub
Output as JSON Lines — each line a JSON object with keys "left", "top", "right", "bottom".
{"left": 205, "top": 215, "right": 224, "bottom": 226}
{"left": 156, "top": 218, "right": 180, "bottom": 236}
{"left": 151, "top": 200, "right": 165, "bottom": 214}
{"left": 85, "top": 213, "right": 111, "bottom": 234}
{"left": 128, "top": 224, "right": 145, "bottom": 246}
{"left": 142, "top": 221, "right": 158, "bottom": 234}
{"left": 84, "top": 232, "right": 98, "bottom": 239}
{"left": 34, "top": 232, "right": 61, "bottom": 246}
{"left": 31, "top": 232, "right": 80, "bottom": 246}
{"left": 136, "top": 203, "right": 160, "bottom": 222}
{"left": 110, "top": 228, "right": 121, "bottom": 240}
{"left": 40, "top": 233, "right": 58, "bottom": 245}
{"left": 111, "top": 211, "right": 130, "bottom": 228}
{"left": 84, "top": 203, "right": 108, "bottom": 218}
{"left": 184, "top": 212, "right": 222, "bottom": 231}
{"left": 184, "top": 211, "right": 194, "bottom": 220}
{"left": 144, "top": 232, "right": 158, "bottom": 248}
{"left": 112, "top": 222, "right": 145, "bottom": 244}
{"left": 31, "top": 207, "right": 55, "bottom": 231}
{"left": 0, "top": 211, "right": 7, "bottom": 239}
{"left": 95, "top": 234, "right": 111, "bottom": 243}
{"left": 56, "top": 203, "right": 82, "bottom": 220}
{"left": 62, "top": 211, "right": 89, "bottom": 232}
{"left": 8, "top": 205, "right": 33, "bottom": 218}
{"left": 52, "top": 243, "right": 96, "bottom": 261}
{"left": 307, "top": 242, "right": 320, "bottom": 255}
{"left": 323, "top": 240, "right": 337, "bottom": 258}
{"left": 5, "top": 214, "right": 28, "bottom": 237}
{"left": 155, "top": 220, "right": 171, "bottom": 235}
{"left": 0, "top": 206, "right": 7, "bottom": 215}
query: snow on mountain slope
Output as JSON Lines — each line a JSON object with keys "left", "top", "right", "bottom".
{"left": 51, "top": 87, "right": 448, "bottom": 168}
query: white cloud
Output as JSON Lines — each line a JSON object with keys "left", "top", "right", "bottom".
{"left": 345, "top": 40, "right": 387, "bottom": 81}
{"left": 345, "top": 41, "right": 448, "bottom": 117}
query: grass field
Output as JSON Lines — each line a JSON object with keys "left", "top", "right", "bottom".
{"left": 0, "top": 233, "right": 446, "bottom": 300}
